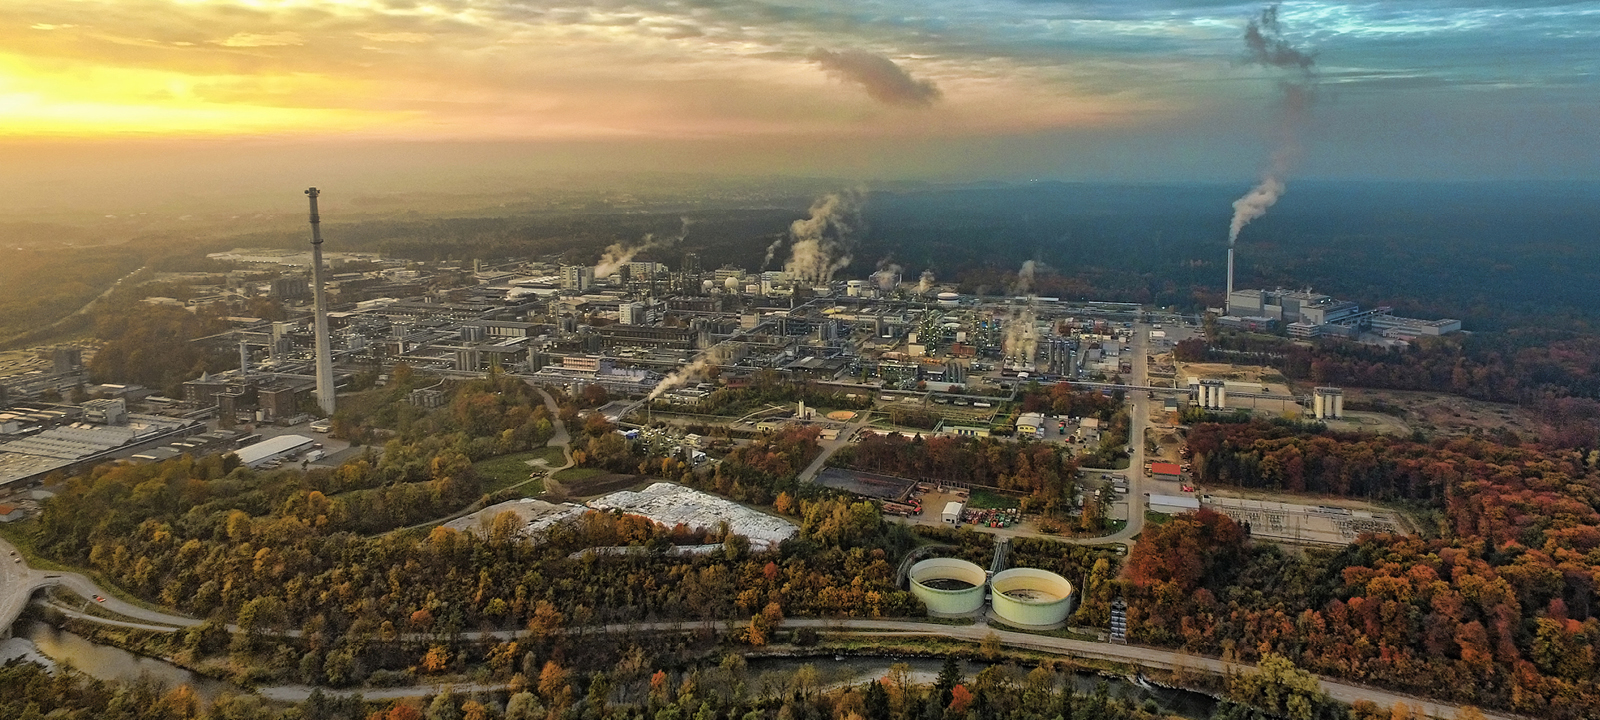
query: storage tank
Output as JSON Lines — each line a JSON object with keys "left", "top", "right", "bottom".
{"left": 989, "top": 568, "right": 1075, "bottom": 629}
{"left": 909, "top": 558, "right": 987, "bottom": 617}
{"left": 937, "top": 291, "right": 960, "bottom": 307}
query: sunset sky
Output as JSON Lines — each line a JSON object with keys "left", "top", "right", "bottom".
{"left": 1, "top": 1, "right": 1596, "bottom": 210}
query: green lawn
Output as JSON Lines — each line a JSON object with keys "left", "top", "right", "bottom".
{"left": 1144, "top": 510, "right": 1173, "bottom": 526}
{"left": 553, "top": 466, "right": 605, "bottom": 483}
{"left": 473, "top": 451, "right": 558, "bottom": 494}
{"left": 967, "top": 489, "right": 1021, "bottom": 510}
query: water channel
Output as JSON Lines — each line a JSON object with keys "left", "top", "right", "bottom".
{"left": 1, "top": 620, "right": 238, "bottom": 703}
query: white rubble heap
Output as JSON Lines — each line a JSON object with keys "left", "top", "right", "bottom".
{"left": 444, "top": 498, "right": 587, "bottom": 539}
{"left": 587, "top": 482, "right": 798, "bottom": 551}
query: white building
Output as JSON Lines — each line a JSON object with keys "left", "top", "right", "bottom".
{"left": 234, "top": 434, "right": 316, "bottom": 468}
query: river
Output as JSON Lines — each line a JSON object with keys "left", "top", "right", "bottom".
{"left": 1, "top": 620, "right": 238, "bottom": 703}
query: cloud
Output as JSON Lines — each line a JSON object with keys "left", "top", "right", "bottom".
{"left": 218, "top": 32, "right": 303, "bottom": 48}
{"left": 809, "top": 49, "right": 942, "bottom": 107}
{"left": 356, "top": 32, "right": 431, "bottom": 43}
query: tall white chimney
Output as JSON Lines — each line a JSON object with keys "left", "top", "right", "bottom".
{"left": 1226, "top": 245, "right": 1235, "bottom": 301}
{"left": 306, "top": 188, "right": 336, "bottom": 417}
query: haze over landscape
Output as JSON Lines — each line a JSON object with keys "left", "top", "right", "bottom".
{"left": 2, "top": 0, "right": 1598, "bottom": 212}
{"left": 2, "top": 3, "right": 1600, "bottom": 720}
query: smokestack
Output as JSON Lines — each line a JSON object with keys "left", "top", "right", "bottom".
{"left": 1226, "top": 245, "right": 1235, "bottom": 300}
{"left": 305, "top": 188, "right": 336, "bottom": 417}
{"left": 239, "top": 341, "right": 249, "bottom": 378}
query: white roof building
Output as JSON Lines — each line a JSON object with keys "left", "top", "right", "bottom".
{"left": 235, "top": 434, "right": 316, "bottom": 468}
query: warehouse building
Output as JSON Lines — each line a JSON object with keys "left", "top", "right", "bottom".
{"left": 234, "top": 434, "right": 316, "bottom": 468}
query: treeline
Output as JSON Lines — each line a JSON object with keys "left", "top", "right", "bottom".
{"left": 830, "top": 435, "right": 1078, "bottom": 516}
{"left": 1179, "top": 332, "right": 1600, "bottom": 405}
{"left": 1016, "top": 384, "right": 1121, "bottom": 420}
{"left": 28, "top": 448, "right": 919, "bottom": 672}
{"left": 4, "top": 651, "right": 1283, "bottom": 720}
{"left": 88, "top": 304, "right": 235, "bottom": 394}
{"left": 688, "top": 374, "right": 875, "bottom": 417}
{"left": 0, "top": 245, "right": 144, "bottom": 345}
{"left": 704, "top": 425, "right": 823, "bottom": 506}
{"left": 334, "top": 371, "right": 556, "bottom": 461}
{"left": 1125, "top": 421, "right": 1600, "bottom": 717}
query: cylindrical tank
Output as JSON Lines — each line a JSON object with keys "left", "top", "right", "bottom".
{"left": 1214, "top": 385, "right": 1226, "bottom": 409}
{"left": 1332, "top": 393, "right": 1343, "bottom": 418}
{"left": 847, "top": 280, "right": 865, "bottom": 297}
{"left": 989, "top": 568, "right": 1075, "bottom": 629}
{"left": 909, "top": 558, "right": 987, "bottom": 617}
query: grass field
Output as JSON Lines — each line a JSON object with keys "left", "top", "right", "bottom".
{"left": 968, "top": 489, "right": 1021, "bottom": 509}
{"left": 553, "top": 466, "right": 605, "bottom": 483}
{"left": 473, "top": 450, "right": 557, "bottom": 495}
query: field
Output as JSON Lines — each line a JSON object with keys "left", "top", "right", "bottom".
{"left": 968, "top": 489, "right": 1021, "bottom": 510}
{"left": 472, "top": 448, "right": 564, "bottom": 495}
{"left": 1340, "top": 388, "right": 1537, "bottom": 439}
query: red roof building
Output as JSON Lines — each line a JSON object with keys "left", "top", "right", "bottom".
{"left": 1150, "top": 462, "right": 1182, "bottom": 478}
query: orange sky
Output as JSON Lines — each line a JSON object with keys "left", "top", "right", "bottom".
{"left": 0, "top": 0, "right": 1593, "bottom": 211}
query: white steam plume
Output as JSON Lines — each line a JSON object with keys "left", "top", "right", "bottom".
{"left": 784, "top": 192, "right": 861, "bottom": 285}
{"left": 1002, "top": 261, "right": 1041, "bottom": 364}
{"left": 762, "top": 238, "right": 785, "bottom": 269}
{"left": 647, "top": 342, "right": 736, "bottom": 401}
{"left": 872, "top": 262, "right": 903, "bottom": 292}
{"left": 594, "top": 217, "right": 691, "bottom": 278}
{"left": 1227, "top": 3, "right": 1318, "bottom": 247}
{"left": 917, "top": 270, "right": 935, "bottom": 294}
{"left": 1230, "top": 172, "right": 1285, "bottom": 244}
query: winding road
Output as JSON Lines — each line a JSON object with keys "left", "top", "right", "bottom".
{"left": 3, "top": 535, "right": 1514, "bottom": 719}
{"left": 0, "top": 537, "right": 199, "bottom": 638}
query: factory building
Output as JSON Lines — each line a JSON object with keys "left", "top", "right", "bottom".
{"left": 561, "top": 265, "right": 595, "bottom": 292}
{"left": 234, "top": 434, "right": 317, "bottom": 468}
{"left": 1226, "top": 288, "right": 1459, "bottom": 339}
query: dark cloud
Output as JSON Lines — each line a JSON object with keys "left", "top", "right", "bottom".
{"left": 809, "top": 48, "right": 941, "bottom": 107}
{"left": 1244, "top": 3, "right": 1315, "bottom": 72}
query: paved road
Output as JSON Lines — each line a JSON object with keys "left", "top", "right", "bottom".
{"left": 532, "top": 385, "right": 574, "bottom": 472}
{"left": 6, "top": 551, "right": 1516, "bottom": 720}
{"left": 383, "top": 385, "right": 576, "bottom": 536}
{"left": 798, "top": 413, "right": 873, "bottom": 483}
{"left": 1, "top": 537, "right": 199, "bottom": 637}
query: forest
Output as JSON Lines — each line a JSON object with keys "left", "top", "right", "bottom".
{"left": 1123, "top": 420, "right": 1600, "bottom": 717}
{"left": 1, "top": 649, "right": 1366, "bottom": 720}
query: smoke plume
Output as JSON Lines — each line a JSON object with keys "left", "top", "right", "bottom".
{"left": 1244, "top": 4, "right": 1316, "bottom": 71}
{"left": 762, "top": 238, "right": 785, "bottom": 269}
{"left": 784, "top": 192, "right": 861, "bottom": 285}
{"left": 1002, "top": 261, "right": 1041, "bottom": 364}
{"left": 647, "top": 342, "right": 737, "bottom": 401}
{"left": 809, "top": 49, "right": 942, "bottom": 107}
{"left": 595, "top": 217, "right": 691, "bottom": 278}
{"left": 872, "top": 262, "right": 903, "bottom": 292}
{"left": 917, "top": 270, "right": 935, "bottom": 294}
{"left": 1228, "top": 3, "right": 1318, "bottom": 246}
